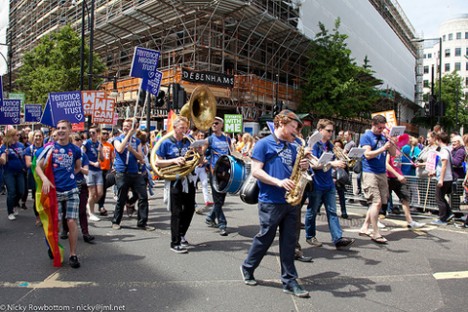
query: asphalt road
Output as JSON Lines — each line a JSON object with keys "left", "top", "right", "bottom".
{"left": 0, "top": 183, "right": 467, "bottom": 312}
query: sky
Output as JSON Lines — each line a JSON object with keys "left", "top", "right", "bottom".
{"left": 0, "top": 0, "right": 468, "bottom": 76}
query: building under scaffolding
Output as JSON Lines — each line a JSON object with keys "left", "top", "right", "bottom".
{"left": 6, "top": 0, "right": 419, "bottom": 131}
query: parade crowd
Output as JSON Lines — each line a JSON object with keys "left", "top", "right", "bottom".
{"left": 0, "top": 112, "right": 467, "bottom": 298}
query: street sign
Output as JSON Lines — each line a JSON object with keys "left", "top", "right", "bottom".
{"left": 224, "top": 114, "right": 243, "bottom": 133}
{"left": 0, "top": 99, "right": 21, "bottom": 125}
{"left": 24, "top": 104, "right": 43, "bottom": 123}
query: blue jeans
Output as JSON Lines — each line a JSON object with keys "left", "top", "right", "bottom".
{"left": 4, "top": 171, "right": 25, "bottom": 215}
{"left": 305, "top": 187, "right": 342, "bottom": 244}
{"left": 242, "top": 202, "right": 298, "bottom": 288}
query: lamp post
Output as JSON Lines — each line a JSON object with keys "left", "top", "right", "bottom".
{"left": 72, "top": 0, "right": 94, "bottom": 91}
{"left": 412, "top": 37, "right": 442, "bottom": 123}
{"left": 0, "top": 43, "right": 11, "bottom": 93}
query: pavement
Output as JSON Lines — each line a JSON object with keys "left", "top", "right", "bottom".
{"left": 0, "top": 183, "right": 467, "bottom": 312}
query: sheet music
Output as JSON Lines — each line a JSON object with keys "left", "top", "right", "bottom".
{"left": 189, "top": 139, "right": 208, "bottom": 148}
{"left": 318, "top": 152, "right": 334, "bottom": 165}
{"left": 307, "top": 131, "right": 323, "bottom": 148}
{"left": 347, "top": 147, "right": 366, "bottom": 158}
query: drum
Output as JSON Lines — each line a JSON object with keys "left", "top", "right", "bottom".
{"left": 213, "top": 155, "right": 246, "bottom": 194}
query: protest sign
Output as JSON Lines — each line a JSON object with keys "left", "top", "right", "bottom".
{"left": 224, "top": 114, "right": 242, "bottom": 133}
{"left": 24, "top": 104, "right": 43, "bottom": 123}
{"left": 41, "top": 91, "right": 84, "bottom": 127}
{"left": 130, "top": 47, "right": 162, "bottom": 96}
{"left": 0, "top": 99, "right": 21, "bottom": 125}
{"left": 82, "top": 91, "right": 106, "bottom": 116}
{"left": 141, "top": 70, "right": 163, "bottom": 96}
{"left": 371, "top": 110, "right": 398, "bottom": 128}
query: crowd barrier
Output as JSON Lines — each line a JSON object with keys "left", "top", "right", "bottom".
{"left": 343, "top": 172, "right": 465, "bottom": 212}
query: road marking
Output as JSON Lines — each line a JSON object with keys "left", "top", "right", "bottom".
{"left": 0, "top": 272, "right": 97, "bottom": 289}
{"left": 433, "top": 271, "right": 468, "bottom": 280}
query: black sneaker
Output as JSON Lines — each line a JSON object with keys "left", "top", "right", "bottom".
{"left": 170, "top": 245, "right": 188, "bottom": 254}
{"left": 83, "top": 234, "right": 95, "bottom": 244}
{"left": 180, "top": 236, "right": 190, "bottom": 248}
{"left": 69, "top": 256, "right": 80, "bottom": 268}
{"left": 240, "top": 266, "right": 257, "bottom": 286}
{"left": 446, "top": 214, "right": 455, "bottom": 222}
{"left": 283, "top": 284, "right": 309, "bottom": 298}
{"left": 335, "top": 237, "right": 355, "bottom": 250}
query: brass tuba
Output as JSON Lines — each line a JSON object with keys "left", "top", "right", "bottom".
{"left": 285, "top": 137, "right": 313, "bottom": 206}
{"left": 150, "top": 85, "right": 217, "bottom": 181}
{"left": 333, "top": 146, "right": 356, "bottom": 168}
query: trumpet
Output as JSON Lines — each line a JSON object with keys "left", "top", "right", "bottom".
{"left": 333, "top": 146, "right": 356, "bottom": 168}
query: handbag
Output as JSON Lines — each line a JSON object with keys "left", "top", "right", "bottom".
{"left": 353, "top": 159, "right": 362, "bottom": 174}
{"left": 336, "top": 167, "right": 350, "bottom": 185}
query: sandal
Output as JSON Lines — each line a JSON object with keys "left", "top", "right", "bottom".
{"left": 371, "top": 235, "right": 388, "bottom": 244}
{"left": 358, "top": 231, "right": 372, "bottom": 237}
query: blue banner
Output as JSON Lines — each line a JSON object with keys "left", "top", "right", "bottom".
{"left": 46, "top": 91, "right": 84, "bottom": 126}
{"left": 25, "top": 104, "right": 43, "bottom": 123}
{"left": 130, "top": 47, "right": 160, "bottom": 80}
{"left": 0, "top": 99, "right": 21, "bottom": 125}
{"left": 40, "top": 99, "right": 54, "bottom": 127}
{"left": 0, "top": 76, "right": 3, "bottom": 108}
{"left": 141, "top": 70, "right": 163, "bottom": 96}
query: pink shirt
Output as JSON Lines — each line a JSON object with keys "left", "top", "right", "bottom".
{"left": 387, "top": 153, "right": 403, "bottom": 179}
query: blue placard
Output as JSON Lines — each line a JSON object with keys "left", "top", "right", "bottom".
{"left": 40, "top": 99, "right": 54, "bottom": 127}
{"left": 25, "top": 104, "right": 43, "bottom": 123}
{"left": 130, "top": 47, "right": 160, "bottom": 80}
{"left": 0, "top": 99, "right": 21, "bottom": 125}
{"left": 141, "top": 70, "right": 163, "bottom": 96}
{"left": 48, "top": 91, "right": 84, "bottom": 126}
{"left": 0, "top": 76, "right": 3, "bottom": 108}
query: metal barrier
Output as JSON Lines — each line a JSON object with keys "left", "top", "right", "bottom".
{"left": 343, "top": 172, "right": 464, "bottom": 212}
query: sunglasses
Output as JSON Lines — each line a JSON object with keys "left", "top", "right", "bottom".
{"left": 324, "top": 129, "right": 333, "bottom": 133}
{"left": 102, "top": 132, "right": 109, "bottom": 135}
{"left": 212, "top": 122, "right": 220, "bottom": 126}
{"left": 89, "top": 132, "right": 96, "bottom": 135}
{"left": 75, "top": 138, "right": 82, "bottom": 141}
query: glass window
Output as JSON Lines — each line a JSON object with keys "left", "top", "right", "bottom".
{"left": 455, "top": 62, "right": 461, "bottom": 71}
{"left": 448, "top": 33, "right": 453, "bottom": 40}
{"left": 466, "top": 62, "right": 468, "bottom": 71}
{"left": 423, "top": 80, "right": 429, "bottom": 88}
{"left": 456, "top": 32, "right": 462, "bottom": 39}
{"left": 445, "top": 48, "right": 450, "bottom": 57}
{"left": 466, "top": 77, "right": 468, "bottom": 87}
{"left": 428, "top": 53, "right": 432, "bottom": 59}
{"left": 443, "top": 35, "right": 446, "bottom": 41}
{"left": 465, "top": 32, "right": 468, "bottom": 39}
{"left": 423, "top": 66, "right": 429, "bottom": 74}
{"left": 445, "top": 63, "right": 450, "bottom": 72}
{"left": 455, "top": 48, "right": 461, "bottom": 56}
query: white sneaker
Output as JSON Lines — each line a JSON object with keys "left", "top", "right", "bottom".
{"left": 13, "top": 208, "right": 19, "bottom": 216}
{"left": 89, "top": 213, "right": 100, "bottom": 222}
{"left": 408, "top": 221, "right": 425, "bottom": 229}
{"left": 8, "top": 214, "right": 16, "bottom": 221}
{"left": 377, "top": 221, "right": 386, "bottom": 229}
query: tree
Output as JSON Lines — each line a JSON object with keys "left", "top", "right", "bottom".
{"left": 16, "top": 25, "right": 106, "bottom": 104}
{"left": 434, "top": 72, "right": 468, "bottom": 131}
{"left": 299, "top": 19, "right": 381, "bottom": 118}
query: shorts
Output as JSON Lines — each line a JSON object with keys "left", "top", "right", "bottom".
{"left": 86, "top": 170, "right": 104, "bottom": 186}
{"left": 362, "top": 172, "right": 389, "bottom": 205}
{"left": 387, "top": 178, "right": 410, "bottom": 203}
{"left": 57, "top": 188, "right": 80, "bottom": 219}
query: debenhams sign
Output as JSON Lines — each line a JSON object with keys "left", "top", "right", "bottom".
{"left": 182, "top": 68, "right": 234, "bottom": 88}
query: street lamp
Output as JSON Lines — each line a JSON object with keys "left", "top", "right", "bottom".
{"left": 72, "top": 0, "right": 94, "bottom": 91}
{"left": 0, "top": 42, "right": 11, "bottom": 93}
{"left": 412, "top": 37, "right": 442, "bottom": 123}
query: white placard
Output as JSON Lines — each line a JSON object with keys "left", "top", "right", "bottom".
{"left": 318, "top": 152, "right": 334, "bottom": 166}
{"left": 347, "top": 147, "right": 366, "bottom": 158}
{"left": 389, "top": 126, "right": 406, "bottom": 137}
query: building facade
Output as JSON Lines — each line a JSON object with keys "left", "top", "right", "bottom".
{"left": 5, "top": 0, "right": 418, "bottom": 131}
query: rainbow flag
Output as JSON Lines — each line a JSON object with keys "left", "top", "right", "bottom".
{"left": 32, "top": 145, "right": 64, "bottom": 267}
{"left": 166, "top": 109, "right": 176, "bottom": 132}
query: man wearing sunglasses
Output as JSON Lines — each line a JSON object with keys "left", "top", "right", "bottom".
{"left": 205, "top": 116, "right": 232, "bottom": 236}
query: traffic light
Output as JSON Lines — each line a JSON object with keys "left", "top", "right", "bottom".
{"left": 172, "top": 83, "right": 186, "bottom": 109}
{"left": 155, "top": 90, "right": 165, "bottom": 107}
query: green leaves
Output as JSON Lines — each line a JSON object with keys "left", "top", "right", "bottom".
{"left": 299, "top": 19, "right": 381, "bottom": 118}
{"left": 16, "top": 25, "right": 106, "bottom": 105}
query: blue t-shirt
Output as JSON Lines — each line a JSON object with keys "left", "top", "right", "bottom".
{"left": 76, "top": 153, "right": 89, "bottom": 183}
{"left": 312, "top": 141, "right": 335, "bottom": 191}
{"left": 0, "top": 142, "right": 25, "bottom": 174}
{"left": 24, "top": 144, "right": 42, "bottom": 175}
{"left": 83, "top": 139, "right": 102, "bottom": 172}
{"left": 37, "top": 142, "right": 82, "bottom": 192}
{"left": 360, "top": 130, "right": 387, "bottom": 174}
{"left": 206, "top": 133, "right": 231, "bottom": 169}
{"left": 401, "top": 145, "right": 420, "bottom": 176}
{"left": 156, "top": 136, "right": 191, "bottom": 160}
{"left": 251, "top": 135, "right": 297, "bottom": 204}
{"left": 113, "top": 134, "right": 141, "bottom": 174}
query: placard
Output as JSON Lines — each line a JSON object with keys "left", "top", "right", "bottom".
{"left": 48, "top": 91, "right": 84, "bottom": 125}
{"left": 389, "top": 126, "right": 406, "bottom": 137}
{"left": 224, "top": 114, "right": 243, "bottom": 133}
{"left": 371, "top": 110, "right": 398, "bottom": 128}
{"left": 0, "top": 99, "right": 21, "bottom": 125}
{"left": 130, "top": 47, "right": 160, "bottom": 79}
{"left": 425, "top": 151, "right": 438, "bottom": 172}
{"left": 141, "top": 70, "right": 163, "bottom": 96}
{"left": 24, "top": 104, "right": 43, "bottom": 123}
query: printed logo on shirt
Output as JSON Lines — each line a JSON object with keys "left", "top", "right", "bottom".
{"left": 53, "top": 148, "right": 75, "bottom": 172}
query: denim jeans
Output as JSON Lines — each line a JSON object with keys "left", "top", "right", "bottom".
{"left": 207, "top": 173, "right": 227, "bottom": 229}
{"left": 305, "top": 187, "right": 342, "bottom": 244}
{"left": 4, "top": 171, "right": 25, "bottom": 215}
{"left": 242, "top": 202, "right": 298, "bottom": 288}
{"left": 112, "top": 172, "right": 149, "bottom": 227}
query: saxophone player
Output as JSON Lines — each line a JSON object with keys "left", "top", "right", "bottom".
{"left": 304, "top": 119, "right": 355, "bottom": 250}
{"left": 240, "top": 110, "right": 310, "bottom": 298}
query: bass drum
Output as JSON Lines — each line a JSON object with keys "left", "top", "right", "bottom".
{"left": 213, "top": 155, "right": 246, "bottom": 194}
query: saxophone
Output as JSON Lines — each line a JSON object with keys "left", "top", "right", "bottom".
{"left": 285, "top": 137, "right": 313, "bottom": 206}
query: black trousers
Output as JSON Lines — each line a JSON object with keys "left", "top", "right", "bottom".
{"left": 112, "top": 172, "right": 149, "bottom": 227}
{"left": 435, "top": 181, "right": 453, "bottom": 221}
{"left": 170, "top": 180, "right": 196, "bottom": 247}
